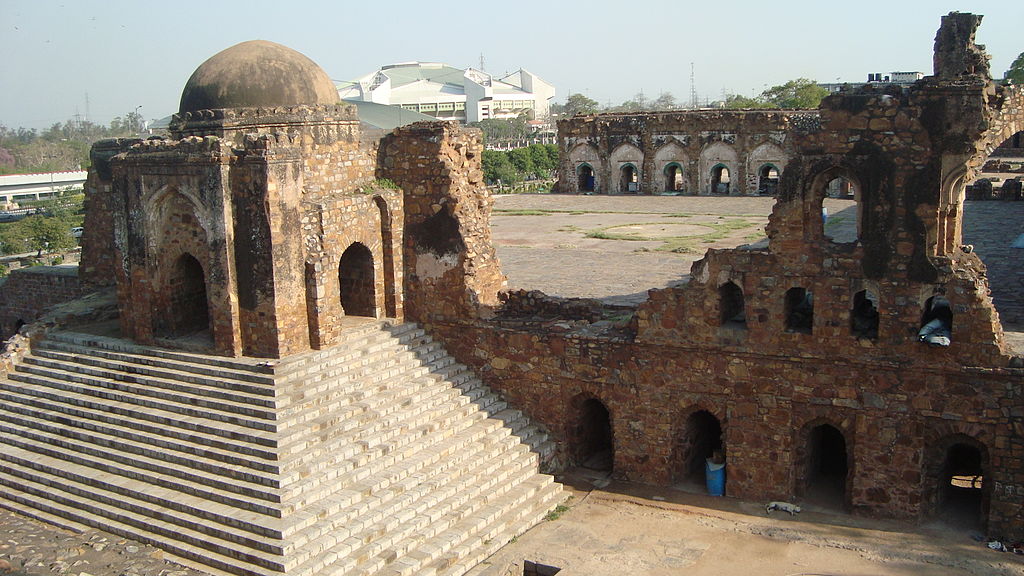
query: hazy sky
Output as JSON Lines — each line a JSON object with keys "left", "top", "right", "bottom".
{"left": 1, "top": 0, "right": 1021, "bottom": 130}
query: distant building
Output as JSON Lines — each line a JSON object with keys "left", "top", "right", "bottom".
{"left": 337, "top": 62, "right": 556, "bottom": 124}
{"left": 820, "top": 71, "right": 925, "bottom": 93}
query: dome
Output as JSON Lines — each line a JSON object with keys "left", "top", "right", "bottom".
{"left": 179, "top": 40, "right": 339, "bottom": 114}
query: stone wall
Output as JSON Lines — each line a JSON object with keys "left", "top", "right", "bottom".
{"left": 378, "top": 121, "right": 506, "bottom": 326}
{"left": 0, "top": 266, "right": 88, "bottom": 337}
{"left": 557, "top": 110, "right": 817, "bottom": 195}
{"left": 414, "top": 13, "right": 1024, "bottom": 540}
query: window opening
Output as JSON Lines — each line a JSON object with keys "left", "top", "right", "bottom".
{"left": 719, "top": 281, "right": 746, "bottom": 328}
{"left": 823, "top": 176, "right": 860, "bottom": 244}
{"left": 784, "top": 287, "right": 813, "bottom": 333}
{"left": 850, "top": 289, "right": 879, "bottom": 340}
{"left": 757, "top": 164, "right": 779, "bottom": 195}
{"left": 918, "top": 294, "right": 952, "bottom": 347}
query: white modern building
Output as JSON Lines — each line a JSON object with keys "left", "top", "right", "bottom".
{"left": 0, "top": 171, "right": 87, "bottom": 208}
{"left": 337, "top": 62, "right": 556, "bottom": 124}
{"left": 820, "top": 71, "right": 925, "bottom": 94}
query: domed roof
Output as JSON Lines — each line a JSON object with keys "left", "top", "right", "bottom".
{"left": 179, "top": 40, "right": 339, "bottom": 114}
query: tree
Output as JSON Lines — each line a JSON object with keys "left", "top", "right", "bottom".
{"left": 651, "top": 92, "right": 678, "bottom": 111}
{"left": 760, "top": 78, "right": 828, "bottom": 109}
{"left": 1006, "top": 52, "right": 1024, "bottom": 85}
{"left": 481, "top": 150, "right": 520, "bottom": 185}
{"left": 528, "top": 143, "right": 556, "bottom": 176}
{"left": 23, "top": 215, "right": 75, "bottom": 256}
{"left": 469, "top": 117, "right": 529, "bottom": 144}
{"left": 506, "top": 148, "right": 535, "bottom": 177}
{"left": 723, "top": 94, "right": 768, "bottom": 109}
{"left": 563, "top": 93, "right": 600, "bottom": 117}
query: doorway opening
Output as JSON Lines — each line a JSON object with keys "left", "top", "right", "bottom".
{"left": 339, "top": 242, "right": 376, "bottom": 317}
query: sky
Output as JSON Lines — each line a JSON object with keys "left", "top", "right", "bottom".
{"left": 1, "top": 0, "right": 1021, "bottom": 131}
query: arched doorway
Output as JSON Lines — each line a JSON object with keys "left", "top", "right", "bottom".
{"left": 757, "top": 164, "right": 779, "bottom": 195}
{"left": 710, "top": 164, "right": 731, "bottom": 194}
{"left": 823, "top": 175, "right": 861, "bottom": 244}
{"left": 577, "top": 164, "right": 595, "bottom": 192}
{"left": 801, "top": 423, "right": 849, "bottom": 510}
{"left": 165, "top": 253, "right": 210, "bottom": 337}
{"left": 937, "top": 442, "right": 986, "bottom": 529}
{"left": 619, "top": 164, "right": 638, "bottom": 194}
{"left": 339, "top": 242, "right": 376, "bottom": 318}
{"left": 677, "top": 410, "right": 724, "bottom": 485}
{"left": 664, "top": 163, "right": 685, "bottom": 192}
{"left": 575, "top": 398, "right": 613, "bottom": 472}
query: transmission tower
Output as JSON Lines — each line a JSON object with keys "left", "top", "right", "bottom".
{"left": 690, "top": 63, "right": 697, "bottom": 109}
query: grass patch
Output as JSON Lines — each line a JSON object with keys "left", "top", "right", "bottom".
{"left": 545, "top": 503, "right": 571, "bottom": 521}
{"left": 493, "top": 210, "right": 551, "bottom": 216}
{"left": 583, "top": 218, "right": 760, "bottom": 253}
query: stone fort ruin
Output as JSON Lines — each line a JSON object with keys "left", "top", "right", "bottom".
{"left": 0, "top": 11, "right": 1022, "bottom": 576}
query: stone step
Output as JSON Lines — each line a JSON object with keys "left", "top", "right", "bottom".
{"left": 278, "top": 389, "right": 509, "bottom": 504}
{"left": 46, "top": 331, "right": 279, "bottom": 381}
{"left": 0, "top": 400, "right": 278, "bottom": 478}
{"left": 0, "top": 479, "right": 286, "bottom": 576}
{"left": 28, "top": 347, "right": 277, "bottom": 401}
{"left": 2, "top": 372, "right": 275, "bottom": 432}
{"left": 275, "top": 340, "right": 449, "bottom": 417}
{"left": 426, "top": 479, "right": 564, "bottom": 576}
{"left": 0, "top": 376, "right": 277, "bottom": 446}
{"left": 11, "top": 363, "right": 277, "bottom": 421}
{"left": 279, "top": 394, "right": 508, "bottom": 517}
{"left": 0, "top": 443, "right": 281, "bottom": 537}
{"left": 328, "top": 475, "right": 562, "bottom": 576}
{"left": 274, "top": 324, "right": 428, "bottom": 385}
{"left": 0, "top": 389, "right": 277, "bottom": 459}
{"left": 286, "top": 439, "right": 546, "bottom": 574}
{"left": 0, "top": 418, "right": 281, "bottom": 496}
{"left": 275, "top": 353, "right": 458, "bottom": 435}
{"left": 276, "top": 370, "right": 490, "bottom": 466}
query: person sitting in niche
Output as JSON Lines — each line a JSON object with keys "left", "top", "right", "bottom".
{"left": 918, "top": 295, "right": 953, "bottom": 347}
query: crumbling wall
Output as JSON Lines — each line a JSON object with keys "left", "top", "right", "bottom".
{"left": 422, "top": 13, "right": 1024, "bottom": 540}
{"left": 378, "top": 121, "right": 505, "bottom": 327}
{"left": 557, "top": 110, "right": 815, "bottom": 195}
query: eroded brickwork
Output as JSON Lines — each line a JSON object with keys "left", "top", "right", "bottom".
{"left": 0, "top": 267, "right": 87, "bottom": 336}
{"left": 65, "top": 12, "right": 1023, "bottom": 544}
{"left": 419, "top": 13, "right": 1024, "bottom": 540}
{"left": 557, "top": 110, "right": 816, "bottom": 195}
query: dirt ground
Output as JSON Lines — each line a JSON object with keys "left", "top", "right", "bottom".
{"left": 470, "top": 471, "right": 1024, "bottom": 576}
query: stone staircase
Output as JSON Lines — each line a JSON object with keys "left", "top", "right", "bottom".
{"left": 0, "top": 321, "right": 564, "bottom": 576}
